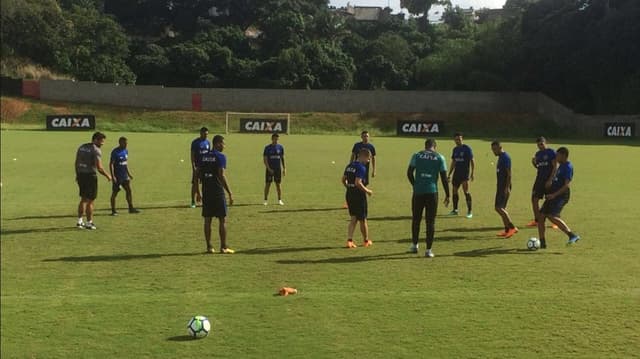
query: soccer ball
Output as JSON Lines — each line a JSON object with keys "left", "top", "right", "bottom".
{"left": 187, "top": 315, "right": 211, "bottom": 338}
{"left": 527, "top": 237, "right": 541, "bottom": 251}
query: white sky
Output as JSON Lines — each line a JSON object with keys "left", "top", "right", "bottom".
{"left": 330, "top": 0, "right": 507, "bottom": 13}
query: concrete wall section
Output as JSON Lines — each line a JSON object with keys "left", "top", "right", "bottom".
{"left": 40, "top": 80, "right": 192, "bottom": 110}
{"left": 38, "top": 80, "right": 639, "bottom": 137}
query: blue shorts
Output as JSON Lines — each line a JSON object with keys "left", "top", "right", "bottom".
{"left": 452, "top": 174, "right": 469, "bottom": 187}
{"left": 494, "top": 189, "right": 510, "bottom": 209}
{"left": 202, "top": 193, "right": 227, "bottom": 218}
{"left": 112, "top": 179, "right": 130, "bottom": 192}
{"left": 346, "top": 190, "right": 367, "bottom": 220}
{"left": 531, "top": 180, "right": 547, "bottom": 199}
{"left": 266, "top": 168, "right": 282, "bottom": 183}
{"left": 541, "top": 194, "right": 569, "bottom": 217}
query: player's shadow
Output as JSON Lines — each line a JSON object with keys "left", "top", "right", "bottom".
{"left": 391, "top": 236, "right": 466, "bottom": 244}
{"left": 242, "top": 246, "right": 334, "bottom": 255}
{"left": 1, "top": 227, "right": 78, "bottom": 236}
{"left": 453, "top": 247, "right": 562, "bottom": 257}
{"left": 276, "top": 252, "right": 414, "bottom": 265}
{"left": 367, "top": 216, "right": 411, "bottom": 221}
{"left": 7, "top": 214, "right": 96, "bottom": 220}
{"left": 443, "top": 226, "right": 504, "bottom": 233}
{"left": 260, "top": 207, "right": 344, "bottom": 214}
{"left": 166, "top": 335, "right": 196, "bottom": 342}
{"left": 43, "top": 252, "right": 203, "bottom": 262}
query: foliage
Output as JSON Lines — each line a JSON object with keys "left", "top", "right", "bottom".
{"left": 1, "top": 0, "right": 638, "bottom": 113}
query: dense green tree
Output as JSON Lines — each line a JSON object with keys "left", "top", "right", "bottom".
{"left": 1, "top": 0, "right": 67, "bottom": 68}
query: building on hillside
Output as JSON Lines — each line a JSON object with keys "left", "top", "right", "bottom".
{"left": 475, "top": 8, "right": 505, "bottom": 23}
{"left": 332, "top": 3, "right": 397, "bottom": 22}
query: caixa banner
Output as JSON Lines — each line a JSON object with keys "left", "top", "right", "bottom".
{"left": 46, "top": 115, "right": 96, "bottom": 130}
{"left": 604, "top": 123, "right": 635, "bottom": 137}
{"left": 397, "top": 121, "right": 443, "bottom": 136}
{"left": 240, "top": 119, "right": 288, "bottom": 133}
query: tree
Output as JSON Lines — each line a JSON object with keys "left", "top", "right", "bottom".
{"left": 61, "top": 5, "right": 135, "bottom": 83}
{"left": 1, "top": 0, "right": 67, "bottom": 69}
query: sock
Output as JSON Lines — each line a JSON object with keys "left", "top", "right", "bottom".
{"left": 465, "top": 193, "right": 472, "bottom": 212}
{"left": 453, "top": 194, "right": 459, "bottom": 210}
{"left": 508, "top": 222, "right": 515, "bottom": 229}
{"left": 77, "top": 217, "right": 83, "bottom": 224}
{"left": 568, "top": 232, "right": 576, "bottom": 238}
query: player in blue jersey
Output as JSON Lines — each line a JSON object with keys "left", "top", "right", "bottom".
{"left": 199, "top": 135, "right": 235, "bottom": 254}
{"left": 190, "top": 127, "right": 211, "bottom": 208}
{"left": 407, "top": 139, "right": 450, "bottom": 258}
{"left": 75, "top": 132, "right": 112, "bottom": 230}
{"left": 537, "top": 147, "right": 580, "bottom": 248}
{"left": 527, "top": 137, "right": 558, "bottom": 227}
{"left": 263, "top": 133, "right": 286, "bottom": 206}
{"left": 109, "top": 137, "right": 140, "bottom": 216}
{"left": 491, "top": 141, "right": 517, "bottom": 238}
{"left": 350, "top": 131, "right": 376, "bottom": 185}
{"left": 447, "top": 133, "right": 475, "bottom": 218}
{"left": 342, "top": 148, "right": 374, "bottom": 249}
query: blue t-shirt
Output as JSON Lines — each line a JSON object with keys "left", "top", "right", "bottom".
{"left": 344, "top": 161, "right": 367, "bottom": 192}
{"left": 352, "top": 142, "right": 376, "bottom": 159}
{"left": 550, "top": 161, "right": 573, "bottom": 194}
{"left": 191, "top": 138, "right": 211, "bottom": 167}
{"left": 496, "top": 152, "right": 511, "bottom": 189}
{"left": 110, "top": 147, "right": 129, "bottom": 181}
{"left": 452, "top": 144, "right": 473, "bottom": 178}
{"left": 534, "top": 148, "right": 556, "bottom": 182}
{"left": 263, "top": 144, "right": 284, "bottom": 170}
{"left": 200, "top": 150, "right": 227, "bottom": 196}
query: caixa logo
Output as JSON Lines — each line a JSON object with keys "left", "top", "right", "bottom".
{"left": 240, "top": 119, "right": 288, "bottom": 133}
{"left": 604, "top": 123, "right": 635, "bottom": 137}
{"left": 397, "top": 121, "right": 443, "bottom": 136}
{"left": 46, "top": 115, "right": 96, "bottom": 131}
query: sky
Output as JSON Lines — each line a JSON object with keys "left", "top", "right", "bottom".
{"left": 330, "top": 0, "right": 507, "bottom": 13}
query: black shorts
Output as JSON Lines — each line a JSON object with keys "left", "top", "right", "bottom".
{"left": 346, "top": 190, "right": 367, "bottom": 220}
{"left": 541, "top": 194, "right": 570, "bottom": 217}
{"left": 452, "top": 175, "right": 469, "bottom": 187}
{"left": 494, "top": 189, "right": 510, "bottom": 209}
{"left": 532, "top": 179, "right": 547, "bottom": 199}
{"left": 202, "top": 193, "right": 227, "bottom": 218}
{"left": 112, "top": 179, "right": 130, "bottom": 192}
{"left": 77, "top": 173, "right": 98, "bottom": 200}
{"left": 266, "top": 168, "right": 282, "bottom": 183}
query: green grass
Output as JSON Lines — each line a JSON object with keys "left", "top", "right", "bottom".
{"left": 1, "top": 131, "right": 639, "bottom": 358}
{"left": 2, "top": 96, "right": 568, "bottom": 137}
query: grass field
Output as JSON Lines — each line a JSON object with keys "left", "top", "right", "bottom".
{"left": 1, "top": 130, "right": 639, "bottom": 358}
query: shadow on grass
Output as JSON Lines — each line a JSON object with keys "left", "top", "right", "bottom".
{"left": 1, "top": 227, "right": 79, "bottom": 235}
{"left": 367, "top": 216, "right": 411, "bottom": 221}
{"left": 443, "top": 226, "right": 504, "bottom": 233}
{"left": 276, "top": 252, "right": 414, "bottom": 264}
{"left": 242, "top": 246, "right": 334, "bottom": 255}
{"left": 260, "top": 207, "right": 344, "bottom": 214}
{"left": 391, "top": 236, "right": 467, "bottom": 244}
{"left": 43, "top": 252, "right": 202, "bottom": 262}
{"left": 452, "top": 247, "right": 562, "bottom": 257}
{"left": 166, "top": 335, "right": 197, "bottom": 342}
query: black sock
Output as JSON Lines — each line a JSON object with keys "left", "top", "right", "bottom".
{"left": 465, "top": 193, "right": 472, "bottom": 212}
{"left": 453, "top": 194, "right": 459, "bottom": 210}
{"left": 540, "top": 238, "right": 547, "bottom": 248}
{"left": 508, "top": 222, "right": 515, "bottom": 229}
{"left": 568, "top": 232, "right": 576, "bottom": 238}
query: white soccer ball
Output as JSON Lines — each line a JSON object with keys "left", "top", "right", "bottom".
{"left": 527, "top": 237, "right": 541, "bottom": 251}
{"left": 187, "top": 315, "right": 211, "bottom": 339}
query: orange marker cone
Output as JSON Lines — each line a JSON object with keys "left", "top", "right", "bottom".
{"left": 279, "top": 287, "right": 298, "bottom": 296}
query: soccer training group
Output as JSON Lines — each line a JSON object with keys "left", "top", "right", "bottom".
{"left": 73, "top": 129, "right": 580, "bottom": 257}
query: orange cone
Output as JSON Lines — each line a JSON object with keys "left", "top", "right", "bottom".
{"left": 279, "top": 287, "right": 298, "bottom": 296}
